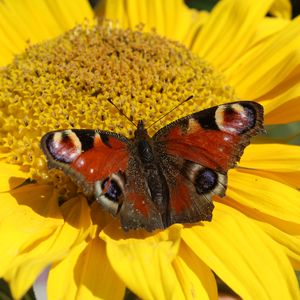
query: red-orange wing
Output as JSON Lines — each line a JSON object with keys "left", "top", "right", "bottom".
{"left": 41, "top": 129, "right": 129, "bottom": 191}
{"left": 154, "top": 101, "right": 264, "bottom": 172}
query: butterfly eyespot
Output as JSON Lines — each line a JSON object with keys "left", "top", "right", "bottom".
{"left": 194, "top": 168, "right": 218, "bottom": 194}
{"left": 44, "top": 130, "right": 82, "bottom": 163}
{"left": 215, "top": 103, "right": 256, "bottom": 134}
{"left": 94, "top": 174, "right": 125, "bottom": 216}
{"left": 101, "top": 178, "right": 122, "bottom": 201}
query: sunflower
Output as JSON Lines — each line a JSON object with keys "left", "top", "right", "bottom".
{"left": 0, "top": 0, "right": 300, "bottom": 299}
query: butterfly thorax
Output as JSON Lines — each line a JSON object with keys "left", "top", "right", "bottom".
{"left": 131, "top": 120, "right": 170, "bottom": 226}
{"left": 133, "top": 120, "right": 155, "bottom": 162}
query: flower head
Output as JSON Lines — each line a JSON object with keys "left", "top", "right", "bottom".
{"left": 0, "top": 0, "right": 300, "bottom": 299}
{"left": 0, "top": 21, "right": 234, "bottom": 197}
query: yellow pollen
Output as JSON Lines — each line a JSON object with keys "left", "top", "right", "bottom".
{"left": 0, "top": 22, "right": 236, "bottom": 196}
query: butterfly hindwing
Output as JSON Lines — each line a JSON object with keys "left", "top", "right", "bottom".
{"left": 119, "top": 173, "right": 165, "bottom": 231}
{"left": 152, "top": 145, "right": 227, "bottom": 226}
{"left": 168, "top": 161, "right": 227, "bottom": 224}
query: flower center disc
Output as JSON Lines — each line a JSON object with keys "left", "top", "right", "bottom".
{"left": 0, "top": 22, "right": 235, "bottom": 196}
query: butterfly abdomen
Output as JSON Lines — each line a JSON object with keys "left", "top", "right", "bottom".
{"left": 134, "top": 138, "right": 170, "bottom": 227}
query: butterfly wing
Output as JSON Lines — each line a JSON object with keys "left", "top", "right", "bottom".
{"left": 154, "top": 101, "right": 264, "bottom": 224}
{"left": 41, "top": 129, "right": 130, "bottom": 215}
{"left": 118, "top": 171, "right": 165, "bottom": 231}
{"left": 154, "top": 101, "right": 264, "bottom": 172}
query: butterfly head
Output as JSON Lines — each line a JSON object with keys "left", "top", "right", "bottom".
{"left": 134, "top": 120, "right": 149, "bottom": 139}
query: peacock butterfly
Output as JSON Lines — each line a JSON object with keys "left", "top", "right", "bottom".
{"left": 41, "top": 101, "right": 264, "bottom": 231}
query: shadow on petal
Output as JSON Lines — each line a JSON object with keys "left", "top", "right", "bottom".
{"left": 9, "top": 183, "right": 62, "bottom": 219}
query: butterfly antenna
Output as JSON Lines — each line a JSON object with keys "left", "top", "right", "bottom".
{"left": 147, "top": 95, "right": 194, "bottom": 130}
{"left": 107, "top": 98, "right": 137, "bottom": 128}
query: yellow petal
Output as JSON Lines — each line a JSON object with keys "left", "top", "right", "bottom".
{"left": 221, "top": 196, "right": 300, "bottom": 237}
{"left": 0, "top": 22, "right": 22, "bottom": 65}
{"left": 240, "top": 144, "right": 300, "bottom": 171}
{"left": 0, "top": 1, "right": 33, "bottom": 52}
{"left": 0, "top": 0, "right": 93, "bottom": 66}
{"left": 238, "top": 144, "right": 300, "bottom": 188}
{"left": 253, "top": 17, "right": 290, "bottom": 45}
{"left": 225, "top": 17, "right": 300, "bottom": 99}
{"left": 45, "top": 0, "right": 93, "bottom": 31}
{"left": 192, "top": 0, "right": 273, "bottom": 71}
{"left": 0, "top": 184, "right": 61, "bottom": 224}
{"left": 148, "top": 0, "right": 166, "bottom": 36}
{"left": 182, "top": 11, "right": 209, "bottom": 49}
{"left": 123, "top": 0, "right": 166, "bottom": 35}
{"left": 182, "top": 203, "right": 299, "bottom": 299}
{"left": 256, "top": 220, "right": 300, "bottom": 269}
{"left": 270, "top": 0, "right": 292, "bottom": 19}
{"left": 161, "top": 0, "right": 200, "bottom": 43}
{"left": 48, "top": 238, "right": 125, "bottom": 300}
{"left": 1, "top": 0, "right": 61, "bottom": 40}
{"left": 89, "top": 201, "right": 115, "bottom": 238}
{"left": 262, "top": 83, "right": 300, "bottom": 124}
{"left": 0, "top": 184, "right": 62, "bottom": 278}
{"left": 49, "top": 241, "right": 87, "bottom": 300}
{"left": 173, "top": 242, "right": 218, "bottom": 300}
{"left": 96, "top": 0, "right": 129, "bottom": 29}
{"left": 98, "top": 0, "right": 205, "bottom": 47}
{"left": 239, "top": 168, "right": 300, "bottom": 190}
{"left": 227, "top": 170, "right": 300, "bottom": 224}
{"left": 0, "top": 162, "right": 29, "bottom": 191}
{"left": 5, "top": 196, "right": 91, "bottom": 299}
{"left": 125, "top": 0, "right": 153, "bottom": 32}
{"left": 101, "top": 224, "right": 185, "bottom": 300}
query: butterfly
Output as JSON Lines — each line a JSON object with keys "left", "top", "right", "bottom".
{"left": 41, "top": 101, "right": 264, "bottom": 231}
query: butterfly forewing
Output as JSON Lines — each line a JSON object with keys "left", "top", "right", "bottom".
{"left": 154, "top": 101, "right": 264, "bottom": 172}
{"left": 41, "top": 129, "right": 130, "bottom": 214}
